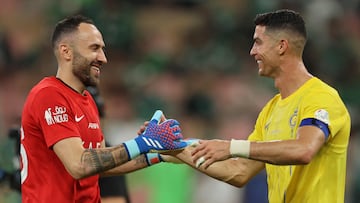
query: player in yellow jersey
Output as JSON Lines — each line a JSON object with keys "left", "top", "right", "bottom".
{"left": 160, "top": 9, "right": 351, "bottom": 203}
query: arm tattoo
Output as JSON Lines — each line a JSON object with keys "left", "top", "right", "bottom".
{"left": 81, "top": 145, "right": 129, "bottom": 176}
{"left": 134, "top": 155, "right": 148, "bottom": 165}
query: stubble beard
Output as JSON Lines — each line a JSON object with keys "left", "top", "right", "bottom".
{"left": 72, "top": 51, "right": 98, "bottom": 87}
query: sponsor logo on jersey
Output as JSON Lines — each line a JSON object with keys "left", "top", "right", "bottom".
{"left": 82, "top": 141, "right": 101, "bottom": 149}
{"left": 264, "top": 121, "right": 271, "bottom": 132}
{"left": 75, "top": 114, "right": 84, "bottom": 122}
{"left": 44, "top": 106, "right": 69, "bottom": 125}
{"left": 289, "top": 108, "right": 298, "bottom": 128}
{"left": 315, "top": 109, "right": 330, "bottom": 124}
{"left": 88, "top": 122, "right": 100, "bottom": 129}
{"left": 289, "top": 108, "right": 298, "bottom": 138}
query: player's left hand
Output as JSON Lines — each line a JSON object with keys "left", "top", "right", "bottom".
{"left": 191, "top": 139, "right": 231, "bottom": 169}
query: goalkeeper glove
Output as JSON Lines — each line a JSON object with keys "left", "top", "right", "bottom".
{"left": 123, "top": 110, "right": 187, "bottom": 160}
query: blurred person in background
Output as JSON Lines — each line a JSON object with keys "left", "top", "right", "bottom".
{"left": 166, "top": 9, "right": 351, "bottom": 203}
{"left": 20, "top": 14, "right": 185, "bottom": 203}
{"left": 0, "top": 127, "right": 21, "bottom": 203}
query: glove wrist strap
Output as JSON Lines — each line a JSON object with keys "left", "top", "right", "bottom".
{"left": 145, "top": 153, "right": 163, "bottom": 166}
{"left": 230, "top": 139, "right": 250, "bottom": 158}
{"left": 123, "top": 139, "right": 141, "bottom": 160}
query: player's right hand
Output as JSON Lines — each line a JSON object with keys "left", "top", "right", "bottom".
{"left": 137, "top": 117, "right": 187, "bottom": 153}
{"left": 124, "top": 110, "right": 187, "bottom": 160}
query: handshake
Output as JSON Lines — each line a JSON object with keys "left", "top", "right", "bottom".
{"left": 123, "top": 110, "right": 194, "bottom": 160}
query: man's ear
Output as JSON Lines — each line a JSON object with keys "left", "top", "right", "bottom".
{"left": 59, "top": 44, "right": 72, "bottom": 60}
{"left": 279, "top": 39, "right": 288, "bottom": 55}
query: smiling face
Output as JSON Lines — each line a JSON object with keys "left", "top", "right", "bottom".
{"left": 249, "top": 25, "right": 281, "bottom": 78}
{"left": 71, "top": 23, "right": 107, "bottom": 87}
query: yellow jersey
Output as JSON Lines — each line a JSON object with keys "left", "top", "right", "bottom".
{"left": 248, "top": 77, "right": 351, "bottom": 203}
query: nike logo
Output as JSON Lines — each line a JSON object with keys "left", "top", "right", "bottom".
{"left": 75, "top": 115, "right": 85, "bottom": 122}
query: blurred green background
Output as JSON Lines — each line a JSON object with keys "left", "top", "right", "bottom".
{"left": 1, "top": 0, "right": 360, "bottom": 202}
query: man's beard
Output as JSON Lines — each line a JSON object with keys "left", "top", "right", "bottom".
{"left": 72, "top": 51, "right": 98, "bottom": 87}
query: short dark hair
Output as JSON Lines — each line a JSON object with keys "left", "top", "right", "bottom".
{"left": 254, "top": 9, "right": 307, "bottom": 40}
{"left": 51, "top": 14, "right": 94, "bottom": 49}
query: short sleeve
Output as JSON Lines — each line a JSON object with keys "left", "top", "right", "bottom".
{"left": 300, "top": 90, "right": 350, "bottom": 140}
{"left": 32, "top": 87, "right": 80, "bottom": 148}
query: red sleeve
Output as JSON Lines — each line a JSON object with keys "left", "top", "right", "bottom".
{"left": 33, "top": 87, "right": 80, "bottom": 148}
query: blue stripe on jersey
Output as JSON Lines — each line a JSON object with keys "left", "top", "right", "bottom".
{"left": 299, "top": 118, "right": 330, "bottom": 140}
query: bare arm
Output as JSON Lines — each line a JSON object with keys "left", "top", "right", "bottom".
{"left": 164, "top": 147, "right": 264, "bottom": 187}
{"left": 100, "top": 154, "right": 149, "bottom": 177}
{"left": 192, "top": 125, "right": 326, "bottom": 168}
{"left": 53, "top": 137, "right": 132, "bottom": 179}
{"left": 165, "top": 125, "right": 324, "bottom": 187}
{"left": 250, "top": 125, "right": 325, "bottom": 164}
{"left": 98, "top": 139, "right": 150, "bottom": 177}
{"left": 53, "top": 112, "right": 180, "bottom": 179}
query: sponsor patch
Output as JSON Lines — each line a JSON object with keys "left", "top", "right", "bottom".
{"left": 44, "top": 106, "right": 69, "bottom": 125}
{"left": 314, "top": 109, "right": 330, "bottom": 125}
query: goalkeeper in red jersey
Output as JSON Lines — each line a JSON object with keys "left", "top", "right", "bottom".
{"left": 20, "top": 15, "right": 186, "bottom": 203}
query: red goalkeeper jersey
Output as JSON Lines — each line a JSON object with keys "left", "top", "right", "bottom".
{"left": 21, "top": 76, "right": 104, "bottom": 203}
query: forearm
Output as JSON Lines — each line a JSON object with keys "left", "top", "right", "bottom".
{"left": 248, "top": 126, "right": 325, "bottom": 165}
{"left": 173, "top": 147, "right": 262, "bottom": 187}
{"left": 100, "top": 154, "right": 149, "bottom": 177}
{"left": 249, "top": 139, "right": 316, "bottom": 165}
{"left": 80, "top": 144, "right": 130, "bottom": 178}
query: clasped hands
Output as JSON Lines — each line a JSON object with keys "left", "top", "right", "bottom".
{"left": 137, "top": 110, "right": 233, "bottom": 169}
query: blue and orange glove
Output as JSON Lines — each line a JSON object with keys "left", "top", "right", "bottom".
{"left": 123, "top": 110, "right": 187, "bottom": 160}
